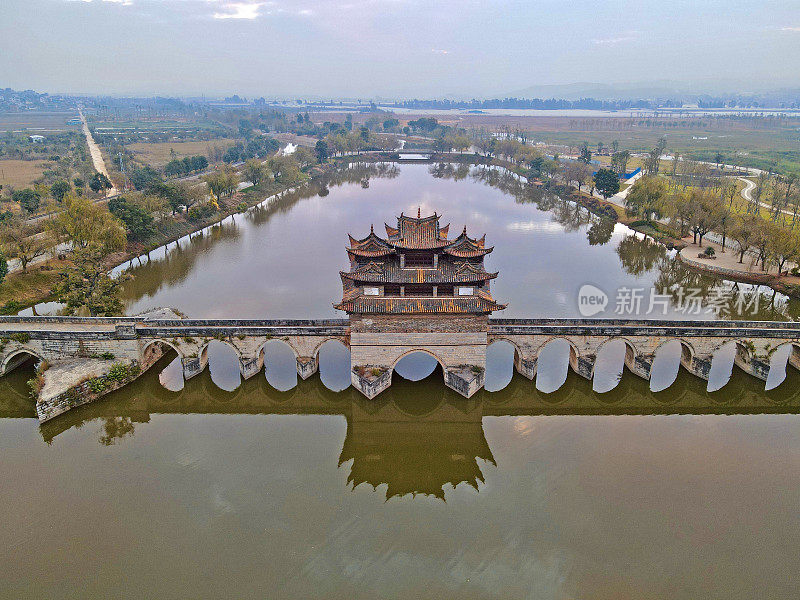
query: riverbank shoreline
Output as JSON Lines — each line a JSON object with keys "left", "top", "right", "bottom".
{"left": 6, "top": 151, "right": 799, "bottom": 316}
{"left": 1, "top": 175, "right": 317, "bottom": 315}
{"left": 677, "top": 242, "right": 800, "bottom": 297}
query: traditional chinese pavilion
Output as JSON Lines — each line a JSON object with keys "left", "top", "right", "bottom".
{"left": 339, "top": 210, "right": 504, "bottom": 400}
{"left": 335, "top": 210, "right": 506, "bottom": 316}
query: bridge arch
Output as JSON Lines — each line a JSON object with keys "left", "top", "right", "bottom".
{"left": 391, "top": 348, "right": 447, "bottom": 372}
{"left": 203, "top": 340, "right": 243, "bottom": 392}
{"left": 310, "top": 337, "right": 348, "bottom": 360}
{"left": 316, "top": 339, "right": 350, "bottom": 392}
{"left": 707, "top": 340, "right": 743, "bottom": 392}
{"left": 650, "top": 339, "right": 684, "bottom": 392}
{"left": 1, "top": 347, "right": 44, "bottom": 375}
{"left": 763, "top": 342, "right": 800, "bottom": 390}
{"left": 198, "top": 339, "right": 244, "bottom": 363}
{"left": 535, "top": 337, "right": 580, "bottom": 393}
{"left": 391, "top": 348, "right": 447, "bottom": 382}
{"left": 534, "top": 336, "right": 581, "bottom": 363}
{"left": 260, "top": 339, "right": 298, "bottom": 391}
{"left": 487, "top": 336, "right": 524, "bottom": 359}
{"left": 485, "top": 339, "right": 517, "bottom": 392}
{"left": 593, "top": 336, "right": 639, "bottom": 374}
{"left": 257, "top": 338, "right": 299, "bottom": 362}
{"left": 592, "top": 337, "right": 639, "bottom": 391}
{"left": 677, "top": 339, "right": 697, "bottom": 372}
{"left": 141, "top": 339, "right": 182, "bottom": 370}
{"left": 143, "top": 340, "right": 185, "bottom": 391}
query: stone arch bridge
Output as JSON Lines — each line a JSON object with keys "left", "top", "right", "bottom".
{"left": 1, "top": 315, "right": 799, "bottom": 422}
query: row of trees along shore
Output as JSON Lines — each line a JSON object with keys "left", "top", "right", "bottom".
{"left": 626, "top": 175, "right": 800, "bottom": 273}
{"left": 0, "top": 141, "right": 330, "bottom": 314}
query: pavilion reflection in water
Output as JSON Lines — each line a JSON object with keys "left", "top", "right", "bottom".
{"left": 2, "top": 357, "right": 800, "bottom": 501}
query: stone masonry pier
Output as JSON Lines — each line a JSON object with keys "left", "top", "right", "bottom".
{"left": 2, "top": 314, "right": 800, "bottom": 422}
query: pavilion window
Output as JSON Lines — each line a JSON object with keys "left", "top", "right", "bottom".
{"left": 438, "top": 285, "right": 454, "bottom": 296}
{"left": 404, "top": 251, "right": 434, "bottom": 268}
{"left": 457, "top": 286, "right": 474, "bottom": 296}
{"left": 384, "top": 284, "right": 401, "bottom": 296}
{"left": 404, "top": 285, "right": 434, "bottom": 296}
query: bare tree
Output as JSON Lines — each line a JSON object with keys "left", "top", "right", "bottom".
{"left": 0, "top": 219, "right": 52, "bottom": 272}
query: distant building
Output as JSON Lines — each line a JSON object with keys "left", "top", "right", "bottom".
{"left": 29, "top": 135, "right": 45, "bottom": 143}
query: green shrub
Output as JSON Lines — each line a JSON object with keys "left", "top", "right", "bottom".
{"left": 187, "top": 203, "right": 216, "bottom": 221}
{"left": 87, "top": 378, "right": 107, "bottom": 393}
{"left": 107, "top": 362, "right": 131, "bottom": 382}
{"left": 9, "top": 332, "right": 31, "bottom": 344}
{"left": 27, "top": 374, "right": 45, "bottom": 399}
{"left": 1, "top": 300, "right": 23, "bottom": 315}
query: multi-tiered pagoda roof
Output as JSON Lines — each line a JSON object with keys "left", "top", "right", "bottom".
{"left": 335, "top": 210, "right": 506, "bottom": 315}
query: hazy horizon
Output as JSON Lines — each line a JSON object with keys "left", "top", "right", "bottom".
{"left": 2, "top": 0, "right": 799, "bottom": 98}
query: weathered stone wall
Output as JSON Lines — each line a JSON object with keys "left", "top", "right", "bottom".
{"left": 36, "top": 352, "right": 161, "bottom": 422}
{"left": 351, "top": 314, "right": 487, "bottom": 334}
{"left": 349, "top": 315, "right": 489, "bottom": 399}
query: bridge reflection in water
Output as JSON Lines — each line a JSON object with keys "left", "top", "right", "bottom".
{"left": 2, "top": 353, "right": 799, "bottom": 501}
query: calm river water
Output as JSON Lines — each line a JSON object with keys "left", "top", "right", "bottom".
{"left": 2, "top": 162, "right": 800, "bottom": 599}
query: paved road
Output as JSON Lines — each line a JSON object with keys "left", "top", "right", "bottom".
{"left": 739, "top": 176, "right": 756, "bottom": 203}
{"left": 737, "top": 175, "right": 795, "bottom": 218}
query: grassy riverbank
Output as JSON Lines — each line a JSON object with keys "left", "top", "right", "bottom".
{"left": 0, "top": 177, "right": 314, "bottom": 314}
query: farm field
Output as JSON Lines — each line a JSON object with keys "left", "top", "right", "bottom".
{"left": 0, "top": 159, "right": 49, "bottom": 187}
{"left": 0, "top": 111, "right": 78, "bottom": 132}
{"left": 357, "top": 111, "right": 800, "bottom": 174}
{"left": 125, "top": 138, "right": 236, "bottom": 167}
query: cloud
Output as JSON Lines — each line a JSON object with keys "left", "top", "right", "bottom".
{"left": 62, "top": 0, "right": 411, "bottom": 23}
{"left": 431, "top": 48, "right": 449, "bottom": 55}
{"left": 592, "top": 34, "right": 636, "bottom": 46}
{"left": 65, "top": 0, "right": 133, "bottom": 4}
{"left": 212, "top": 1, "right": 266, "bottom": 19}
{"left": 778, "top": 26, "right": 800, "bottom": 32}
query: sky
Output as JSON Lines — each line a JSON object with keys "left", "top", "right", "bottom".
{"left": 1, "top": 0, "right": 800, "bottom": 98}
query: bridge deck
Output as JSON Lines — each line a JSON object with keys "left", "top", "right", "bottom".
{"left": 1, "top": 317, "right": 799, "bottom": 339}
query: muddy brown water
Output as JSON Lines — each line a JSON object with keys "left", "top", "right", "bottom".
{"left": 3, "top": 163, "right": 799, "bottom": 599}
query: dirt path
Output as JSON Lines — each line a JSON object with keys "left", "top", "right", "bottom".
{"left": 80, "top": 109, "right": 117, "bottom": 197}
